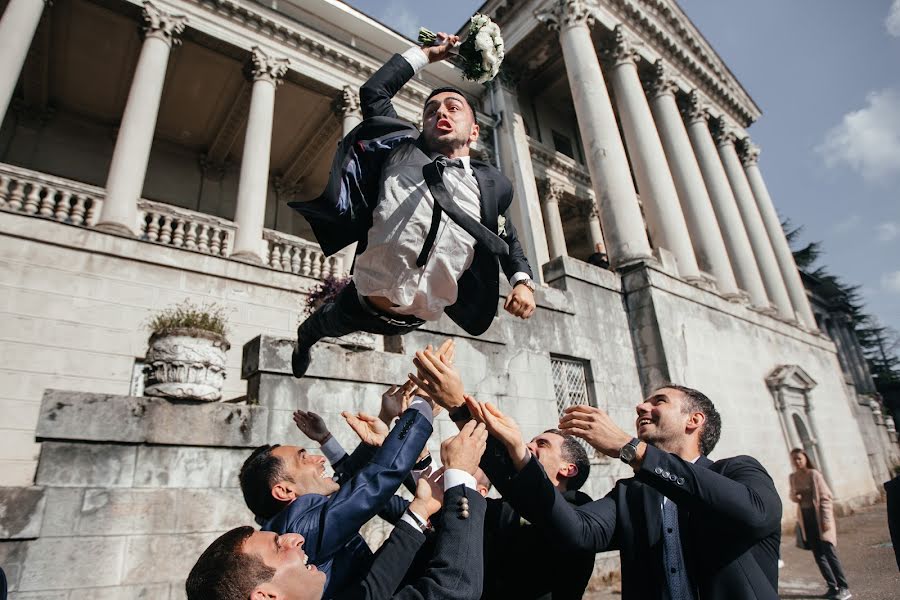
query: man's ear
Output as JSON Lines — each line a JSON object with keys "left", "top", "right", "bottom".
{"left": 251, "top": 582, "right": 280, "bottom": 600}
{"left": 271, "top": 481, "right": 296, "bottom": 503}
{"left": 559, "top": 463, "right": 578, "bottom": 483}
{"left": 468, "top": 122, "right": 480, "bottom": 145}
{"left": 685, "top": 411, "right": 706, "bottom": 436}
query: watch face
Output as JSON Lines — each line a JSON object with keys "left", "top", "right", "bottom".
{"left": 620, "top": 445, "right": 636, "bottom": 462}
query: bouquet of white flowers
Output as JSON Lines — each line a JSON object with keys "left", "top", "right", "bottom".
{"left": 418, "top": 14, "right": 505, "bottom": 84}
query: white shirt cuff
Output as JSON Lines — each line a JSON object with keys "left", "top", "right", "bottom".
{"left": 407, "top": 397, "right": 436, "bottom": 425}
{"left": 509, "top": 272, "right": 531, "bottom": 287}
{"left": 320, "top": 436, "right": 348, "bottom": 465}
{"left": 401, "top": 46, "right": 429, "bottom": 73}
{"left": 399, "top": 511, "right": 421, "bottom": 530}
{"left": 443, "top": 468, "right": 477, "bottom": 492}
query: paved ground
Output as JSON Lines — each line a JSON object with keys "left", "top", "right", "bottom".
{"left": 584, "top": 503, "right": 898, "bottom": 599}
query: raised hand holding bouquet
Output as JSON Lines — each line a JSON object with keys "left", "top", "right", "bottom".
{"left": 418, "top": 14, "right": 505, "bottom": 83}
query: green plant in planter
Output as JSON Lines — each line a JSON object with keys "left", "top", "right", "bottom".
{"left": 147, "top": 300, "right": 229, "bottom": 338}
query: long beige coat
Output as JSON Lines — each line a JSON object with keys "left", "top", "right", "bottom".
{"left": 790, "top": 468, "right": 837, "bottom": 547}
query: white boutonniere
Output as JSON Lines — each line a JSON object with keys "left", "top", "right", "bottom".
{"left": 497, "top": 214, "right": 507, "bottom": 236}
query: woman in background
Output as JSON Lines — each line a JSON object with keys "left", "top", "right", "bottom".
{"left": 789, "top": 448, "right": 852, "bottom": 600}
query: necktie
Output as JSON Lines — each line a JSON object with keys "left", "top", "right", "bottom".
{"left": 416, "top": 157, "right": 508, "bottom": 267}
{"left": 663, "top": 499, "right": 687, "bottom": 600}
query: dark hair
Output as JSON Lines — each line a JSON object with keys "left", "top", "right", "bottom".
{"left": 186, "top": 526, "right": 275, "bottom": 600}
{"left": 543, "top": 429, "right": 591, "bottom": 491}
{"left": 424, "top": 86, "right": 478, "bottom": 125}
{"left": 240, "top": 445, "right": 291, "bottom": 520}
{"left": 790, "top": 448, "right": 816, "bottom": 470}
{"left": 661, "top": 384, "right": 722, "bottom": 455}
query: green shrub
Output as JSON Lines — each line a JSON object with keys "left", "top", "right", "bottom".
{"left": 147, "top": 300, "right": 229, "bottom": 337}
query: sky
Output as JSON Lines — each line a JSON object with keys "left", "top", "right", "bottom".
{"left": 344, "top": 0, "right": 900, "bottom": 333}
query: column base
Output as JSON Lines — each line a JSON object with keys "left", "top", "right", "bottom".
{"left": 94, "top": 221, "right": 137, "bottom": 237}
{"left": 722, "top": 290, "right": 749, "bottom": 304}
{"left": 749, "top": 304, "right": 779, "bottom": 317}
{"left": 230, "top": 250, "right": 264, "bottom": 265}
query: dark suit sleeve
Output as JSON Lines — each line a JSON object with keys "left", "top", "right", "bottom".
{"left": 635, "top": 446, "right": 782, "bottom": 539}
{"left": 480, "top": 436, "right": 616, "bottom": 552}
{"left": 392, "top": 485, "right": 487, "bottom": 600}
{"left": 359, "top": 54, "right": 416, "bottom": 121}
{"left": 496, "top": 180, "right": 533, "bottom": 280}
{"left": 335, "top": 521, "right": 426, "bottom": 600}
{"left": 314, "top": 408, "right": 432, "bottom": 561}
{"left": 333, "top": 442, "right": 379, "bottom": 482}
{"left": 378, "top": 495, "right": 412, "bottom": 525}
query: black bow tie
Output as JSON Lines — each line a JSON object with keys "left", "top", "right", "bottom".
{"left": 435, "top": 156, "right": 466, "bottom": 171}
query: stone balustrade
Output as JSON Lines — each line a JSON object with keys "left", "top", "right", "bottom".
{"left": 0, "top": 161, "right": 343, "bottom": 281}
{"left": 527, "top": 137, "right": 592, "bottom": 187}
{"left": 0, "top": 162, "right": 104, "bottom": 227}
{"left": 139, "top": 199, "right": 235, "bottom": 257}
{"left": 263, "top": 228, "right": 347, "bottom": 279}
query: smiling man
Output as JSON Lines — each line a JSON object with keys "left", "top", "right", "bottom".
{"left": 464, "top": 384, "right": 783, "bottom": 600}
{"left": 289, "top": 31, "right": 535, "bottom": 378}
{"left": 238, "top": 394, "right": 434, "bottom": 598}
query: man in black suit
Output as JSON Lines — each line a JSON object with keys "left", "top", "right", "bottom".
{"left": 290, "top": 33, "right": 535, "bottom": 378}
{"left": 186, "top": 421, "right": 490, "bottom": 600}
{"left": 466, "top": 385, "right": 783, "bottom": 600}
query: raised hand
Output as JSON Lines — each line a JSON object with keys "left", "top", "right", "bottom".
{"left": 409, "top": 467, "right": 445, "bottom": 520}
{"left": 474, "top": 398, "right": 530, "bottom": 470}
{"left": 378, "top": 380, "right": 418, "bottom": 426}
{"left": 421, "top": 32, "right": 460, "bottom": 64}
{"left": 293, "top": 410, "right": 331, "bottom": 444}
{"left": 410, "top": 347, "right": 465, "bottom": 411}
{"left": 440, "top": 420, "right": 488, "bottom": 475}
{"left": 559, "top": 404, "right": 631, "bottom": 458}
{"left": 342, "top": 411, "right": 389, "bottom": 447}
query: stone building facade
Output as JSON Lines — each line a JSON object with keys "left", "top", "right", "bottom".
{"left": 0, "top": 0, "right": 896, "bottom": 597}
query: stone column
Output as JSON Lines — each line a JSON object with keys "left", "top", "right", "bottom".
{"left": 716, "top": 123, "right": 793, "bottom": 320}
{"left": 740, "top": 140, "right": 818, "bottom": 328}
{"left": 537, "top": 0, "right": 652, "bottom": 268}
{"left": 605, "top": 28, "right": 700, "bottom": 280}
{"left": 231, "top": 47, "right": 289, "bottom": 262}
{"left": 97, "top": 2, "right": 186, "bottom": 235}
{"left": 683, "top": 93, "right": 769, "bottom": 308}
{"left": 0, "top": 0, "right": 49, "bottom": 125}
{"left": 586, "top": 199, "right": 605, "bottom": 254}
{"left": 539, "top": 179, "right": 568, "bottom": 259}
{"left": 335, "top": 85, "right": 362, "bottom": 136}
{"left": 645, "top": 62, "right": 739, "bottom": 297}
{"left": 492, "top": 75, "right": 551, "bottom": 279}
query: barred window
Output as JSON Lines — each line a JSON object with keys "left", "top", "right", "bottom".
{"left": 551, "top": 356, "right": 603, "bottom": 461}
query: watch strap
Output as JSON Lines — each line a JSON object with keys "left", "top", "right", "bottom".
{"left": 449, "top": 404, "right": 472, "bottom": 423}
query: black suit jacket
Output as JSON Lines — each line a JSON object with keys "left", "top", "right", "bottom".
{"left": 334, "top": 484, "right": 486, "bottom": 600}
{"left": 482, "top": 439, "right": 782, "bottom": 600}
{"left": 291, "top": 53, "right": 532, "bottom": 336}
{"left": 378, "top": 488, "right": 594, "bottom": 600}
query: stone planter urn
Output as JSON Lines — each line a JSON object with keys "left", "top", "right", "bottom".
{"left": 144, "top": 328, "right": 230, "bottom": 401}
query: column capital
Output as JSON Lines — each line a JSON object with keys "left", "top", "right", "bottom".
{"left": 739, "top": 138, "right": 760, "bottom": 166}
{"left": 141, "top": 1, "right": 187, "bottom": 46}
{"left": 569, "top": 195, "right": 600, "bottom": 219}
{"left": 681, "top": 90, "right": 710, "bottom": 124}
{"left": 711, "top": 117, "right": 737, "bottom": 147}
{"left": 535, "top": 0, "right": 595, "bottom": 32}
{"left": 645, "top": 59, "right": 678, "bottom": 99}
{"left": 539, "top": 178, "right": 565, "bottom": 204}
{"left": 605, "top": 25, "right": 641, "bottom": 67}
{"left": 248, "top": 46, "right": 289, "bottom": 85}
{"left": 333, "top": 85, "right": 360, "bottom": 117}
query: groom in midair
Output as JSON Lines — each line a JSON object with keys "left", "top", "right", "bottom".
{"left": 291, "top": 32, "right": 536, "bottom": 377}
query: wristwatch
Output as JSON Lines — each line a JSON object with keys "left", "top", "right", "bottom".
{"left": 448, "top": 404, "right": 472, "bottom": 423}
{"left": 619, "top": 437, "right": 641, "bottom": 465}
{"left": 515, "top": 278, "right": 536, "bottom": 292}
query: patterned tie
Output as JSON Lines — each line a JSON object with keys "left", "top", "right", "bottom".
{"left": 662, "top": 499, "right": 689, "bottom": 600}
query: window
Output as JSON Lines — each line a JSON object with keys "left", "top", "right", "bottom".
{"left": 552, "top": 130, "right": 575, "bottom": 160}
{"left": 551, "top": 356, "right": 603, "bottom": 461}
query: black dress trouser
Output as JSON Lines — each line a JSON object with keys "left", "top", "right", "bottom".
{"left": 298, "top": 281, "right": 424, "bottom": 346}
{"left": 801, "top": 508, "right": 849, "bottom": 590}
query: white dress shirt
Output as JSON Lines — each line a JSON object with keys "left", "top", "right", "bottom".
{"left": 352, "top": 47, "right": 528, "bottom": 322}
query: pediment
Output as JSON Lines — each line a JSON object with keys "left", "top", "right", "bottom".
{"left": 767, "top": 365, "right": 817, "bottom": 392}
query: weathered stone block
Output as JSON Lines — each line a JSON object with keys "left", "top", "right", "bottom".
{"left": 18, "top": 536, "right": 126, "bottom": 590}
{"left": 37, "top": 391, "right": 267, "bottom": 448}
{"left": 38, "top": 487, "right": 83, "bottom": 537}
{"left": 173, "top": 489, "right": 254, "bottom": 532}
{"left": 35, "top": 443, "right": 136, "bottom": 488}
{"left": 68, "top": 584, "right": 172, "bottom": 600}
{"left": 0, "top": 487, "right": 45, "bottom": 540}
{"left": 0, "top": 539, "right": 28, "bottom": 591}
{"left": 121, "top": 533, "right": 219, "bottom": 584}
{"left": 133, "top": 446, "right": 248, "bottom": 488}
{"left": 75, "top": 489, "right": 178, "bottom": 535}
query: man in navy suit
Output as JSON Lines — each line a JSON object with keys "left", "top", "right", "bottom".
{"left": 289, "top": 33, "right": 535, "bottom": 378}
{"left": 238, "top": 394, "right": 433, "bottom": 598}
{"left": 187, "top": 421, "right": 490, "bottom": 600}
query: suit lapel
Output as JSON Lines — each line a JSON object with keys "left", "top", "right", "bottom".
{"left": 471, "top": 162, "right": 498, "bottom": 231}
